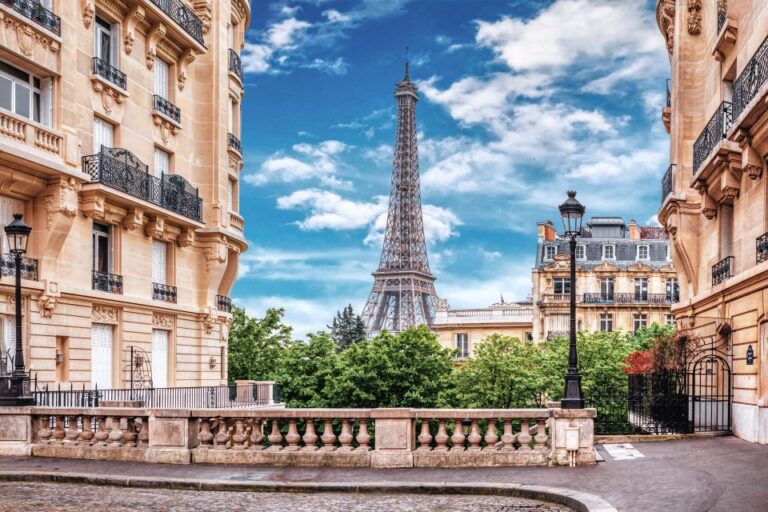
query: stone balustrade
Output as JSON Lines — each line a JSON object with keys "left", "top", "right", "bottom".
{"left": 0, "top": 405, "right": 596, "bottom": 468}
{"left": 0, "top": 111, "right": 63, "bottom": 157}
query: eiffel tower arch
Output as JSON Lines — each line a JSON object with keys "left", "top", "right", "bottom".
{"left": 361, "top": 62, "right": 439, "bottom": 335}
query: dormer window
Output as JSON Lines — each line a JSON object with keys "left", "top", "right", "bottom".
{"left": 602, "top": 244, "right": 615, "bottom": 260}
{"left": 575, "top": 244, "right": 586, "bottom": 260}
{"left": 544, "top": 245, "right": 556, "bottom": 260}
{"left": 637, "top": 245, "right": 649, "bottom": 261}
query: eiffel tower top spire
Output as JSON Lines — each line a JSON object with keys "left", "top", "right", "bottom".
{"left": 404, "top": 46, "right": 410, "bottom": 81}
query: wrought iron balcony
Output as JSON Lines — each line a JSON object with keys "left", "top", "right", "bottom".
{"left": 149, "top": 0, "right": 204, "bottom": 46}
{"left": 582, "top": 293, "right": 671, "bottom": 305}
{"left": 666, "top": 78, "right": 671, "bottom": 108}
{"left": 82, "top": 146, "right": 203, "bottom": 222}
{"left": 712, "top": 256, "right": 734, "bottom": 286}
{"left": 92, "top": 57, "right": 127, "bottom": 90}
{"left": 216, "top": 294, "right": 232, "bottom": 313}
{"left": 733, "top": 36, "right": 768, "bottom": 122}
{"left": 229, "top": 49, "right": 243, "bottom": 82}
{"left": 228, "top": 133, "right": 241, "bottom": 154}
{"left": 0, "top": 0, "right": 60, "bottom": 35}
{"left": 0, "top": 256, "right": 38, "bottom": 280}
{"left": 661, "top": 164, "right": 674, "bottom": 203}
{"left": 693, "top": 101, "right": 732, "bottom": 173}
{"left": 153, "top": 282, "right": 177, "bottom": 303}
{"left": 93, "top": 270, "right": 123, "bottom": 294}
{"left": 757, "top": 233, "right": 768, "bottom": 264}
{"left": 717, "top": 9, "right": 726, "bottom": 34}
{"left": 153, "top": 95, "right": 180, "bottom": 123}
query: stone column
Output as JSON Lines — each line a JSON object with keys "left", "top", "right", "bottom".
{"left": 370, "top": 408, "right": 414, "bottom": 468}
{"left": 549, "top": 407, "right": 597, "bottom": 466}
{"left": 0, "top": 407, "right": 32, "bottom": 456}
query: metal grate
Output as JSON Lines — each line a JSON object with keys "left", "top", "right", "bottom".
{"left": 227, "top": 132, "right": 242, "bottom": 154}
{"left": 757, "top": 233, "right": 768, "bottom": 263}
{"left": 712, "top": 256, "right": 734, "bottom": 286}
{"left": 216, "top": 295, "right": 232, "bottom": 313}
{"left": 733, "top": 35, "right": 768, "bottom": 121}
{"left": 149, "top": 0, "right": 204, "bottom": 46}
{"left": 661, "top": 164, "right": 674, "bottom": 203}
{"left": 582, "top": 293, "right": 672, "bottom": 305}
{"left": 0, "top": 0, "right": 60, "bottom": 35}
{"left": 152, "top": 282, "right": 177, "bottom": 303}
{"left": 153, "top": 95, "right": 180, "bottom": 123}
{"left": 0, "top": 256, "right": 38, "bottom": 280}
{"left": 92, "top": 270, "right": 123, "bottom": 294}
{"left": 693, "top": 102, "right": 732, "bottom": 173}
{"left": 92, "top": 57, "right": 127, "bottom": 90}
{"left": 229, "top": 49, "right": 243, "bottom": 82}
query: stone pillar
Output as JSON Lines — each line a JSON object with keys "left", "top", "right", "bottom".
{"left": 549, "top": 407, "right": 597, "bottom": 466}
{"left": 0, "top": 407, "right": 32, "bottom": 456}
{"left": 234, "top": 379, "right": 256, "bottom": 402}
{"left": 146, "top": 409, "right": 193, "bottom": 464}
{"left": 370, "top": 408, "right": 414, "bottom": 468}
{"left": 253, "top": 381, "right": 276, "bottom": 404}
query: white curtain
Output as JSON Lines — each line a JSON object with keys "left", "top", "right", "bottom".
{"left": 152, "top": 240, "right": 167, "bottom": 285}
{"left": 91, "top": 324, "right": 113, "bottom": 388}
{"left": 152, "top": 329, "right": 169, "bottom": 388}
{"left": 154, "top": 59, "right": 169, "bottom": 99}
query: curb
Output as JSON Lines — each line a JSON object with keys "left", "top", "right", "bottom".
{"left": 0, "top": 470, "right": 617, "bottom": 512}
{"left": 595, "top": 432, "right": 731, "bottom": 444}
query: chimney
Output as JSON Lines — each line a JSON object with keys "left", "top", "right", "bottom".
{"left": 537, "top": 221, "right": 557, "bottom": 241}
{"left": 628, "top": 219, "right": 641, "bottom": 240}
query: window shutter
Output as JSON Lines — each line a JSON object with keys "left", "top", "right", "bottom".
{"left": 151, "top": 329, "right": 169, "bottom": 388}
{"left": 154, "top": 59, "right": 169, "bottom": 98}
{"left": 154, "top": 148, "right": 169, "bottom": 178}
{"left": 91, "top": 324, "right": 113, "bottom": 388}
{"left": 40, "top": 77, "right": 52, "bottom": 127}
{"left": 152, "top": 240, "right": 167, "bottom": 284}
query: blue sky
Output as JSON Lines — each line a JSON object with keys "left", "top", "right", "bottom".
{"left": 234, "top": 0, "right": 667, "bottom": 336}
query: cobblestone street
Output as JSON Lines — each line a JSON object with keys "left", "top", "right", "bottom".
{"left": 0, "top": 482, "right": 572, "bottom": 512}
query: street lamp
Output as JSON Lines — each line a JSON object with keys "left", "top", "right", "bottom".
{"left": 0, "top": 214, "right": 33, "bottom": 406}
{"left": 559, "top": 191, "right": 585, "bottom": 409}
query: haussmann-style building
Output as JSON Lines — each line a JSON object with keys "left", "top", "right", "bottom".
{"left": 657, "top": 0, "right": 768, "bottom": 443}
{"left": 532, "top": 218, "right": 678, "bottom": 341}
{"left": 0, "top": 0, "right": 249, "bottom": 389}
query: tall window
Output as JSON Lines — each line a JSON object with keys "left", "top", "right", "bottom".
{"left": 553, "top": 277, "right": 571, "bottom": 295}
{"left": 634, "top": 277, "right": 648, "bottom": 301}
{"left": 602, "top": 244, "right": 615, "bottom": 260}
{"left": 666, "top": 278, "right": 679, "bottom": 302}
{"left": 600, "top": 314, "right": 613, "bottom": 332}
{"left": 154, "top": 58, "right": 169, "bottom": 99}
{"left": 91, "top": 323, "right": 113, "bottom": 388}
{"left": 665, "top": 314, "right": 675, "bottom": 326}
{"left": 152, "top": 240, "right": 168, "bottom": 285}
{"left": 94, "top": 17, "right": 117, "bottom": 66}
{"left": 600, "top": 278, "right": 615, "bottom": 301}
{"left": 720, "top": 203, "right": 734, "bottom": 259}
{"left": 93, "top": 117, "right": 113, "bottom": 152}
{"left": 154, "top": 147, "right": 170, "bottom": 178}
{"left": 0, "top": 196, "right": 25, "bottom": 255}
{"left": 637, "top": 245, "right": 649, "bottom": 261}
{"left": 152, "top": 329, "right": 169, "bottom": 388}
{"left": 544, "top": 245, "right": 556, "bottom": 260}
{"left": 633, "top": 314, "right": 647, "bottom": 335}
{"left": 1, "top": 315, "right": 15, "bottom": 374}
{"left": 455, "top": 333, "right": 469, "bottom": 358}
{"left": 0, "top": 61, "right": 50, "bottom": 125}
{"left": 92, "top": 223, "right": 112, "bottom": 274}
{"left": 575, "top": 244, "right": 585, "bottom": 260}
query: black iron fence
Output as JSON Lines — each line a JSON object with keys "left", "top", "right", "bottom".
{"left": 712, "top": 255, "right": 734, "bottom": 286}
{"left": 757, "top": 233, "right": 768, "bottom": 264}
{"left": 33, "top": 382, "right": 282, "bottom": 409}
{"left": 153, "top": 282, "right": 177, "bottom": 303}
{"left": 150, "top": 0, "right": 204, "bottom": 46}
{"left": 662, "top": 164, "right": 674, "bottom": 203}
{"left": 92, "top": 270, "right": 123, "bottom": 294}
{"left": 693, "top": 101, "right": 732, "bottom": 173}
{"left": 0, "top": 0, "right": 60, "bottom": 35}
{"left": 0, "top": 256, "right": 38, "bottom": 280}
{"left": 229, "top": 49, "right": 243, "bottom": 82}
{"left": 733, "top": 35, "right": 768, "bottom": 121}
{"left": 92, "top": 57, "right": 127, "bottom": 90}
{"left": 153, "top": 94, "right": 181, "bottom": 123}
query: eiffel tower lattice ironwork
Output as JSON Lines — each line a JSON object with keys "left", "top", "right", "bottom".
{"left": 361, "top": 61, "right": 439, "bottom": 334}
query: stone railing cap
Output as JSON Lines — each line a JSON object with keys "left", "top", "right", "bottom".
{"left": 551, "top": 408, "right": 597, "bottom": 419}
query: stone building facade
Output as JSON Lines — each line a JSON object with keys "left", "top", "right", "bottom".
{"left": 0, "top": 0, "right": 249, "bottom": 388}
{"left": 532, "top": 218, "right": 677, "bottom": 341}
{"left": 657, "top": 0, "right": 768, "bottom": 443}
{"left": 432, "top": 299, "right": 533, "bottom": 360}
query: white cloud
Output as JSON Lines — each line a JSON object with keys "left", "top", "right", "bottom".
{"left": 267, "top": 17, "right": 311, "bottom": 48}
{"left": 234, "top": 295, "right": 333, "bottom": 339}
{"left": 245, "top": 140, "right": 351, "bottom": 188}
{"left": 304, "top": 57, "right": 349, "bottom": 75}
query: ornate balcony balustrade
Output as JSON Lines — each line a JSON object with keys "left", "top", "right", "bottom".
{"left": 0, "top": 256, "right": 38, "bottom": 280}
{"left": 0, "top": 0, "right": 61, "bottom": 35}
{"left": 153, "top": 95, "right": 180, "bottom": 124}
{"left": 582, "top": 293, "right": 671, "bottom": 305}
{"left": 216, "top": 295, "right": 232, "bottom": 313}
{"left": 92, "top": 57, "right": 127, "bottom": 90}
{"left": 82, "top": 146, "right": 202, "bottom": 222}
{"left": 733, "top": 36, "right": 768, "bottom": 122}
{"left": 149, "top": 0, "right": 204, "bottom": 46}
{"left": 712, "top": 256, "right": 734, "bottom": 286}
{"left": 229, "top": 49, "right": 243, "bottom": 82}
{"left": 93, "top": 270, "right": 123, "bottom": 294}
{"left": 757, "top": 233, "right": 768, "bottom": 264}
{"left": 153, "top": 282, "right": 177, "bottom": 303}
{"left": 539, "top": 293, "right": 574, "bottom": 304}
{"left": 693, "top": 102, "right": 732, "bottom": 173}
{"left": 227, "top": 132, "right": 241, "bottom": 154}
{"left": 662, "top": 164, "right": 674, "bottom": 203}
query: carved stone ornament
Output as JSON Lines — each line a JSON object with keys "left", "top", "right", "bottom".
{"left": 204, "top": 243, "right": 228, "bottom": 272}
{"left": 178, "top": 49, "right": 197, "bottom": 91}
{"left": 43, "top": 179, "right": 78, "bottom": 230}
{"left": 193, "top": 0, "right": 213, "bottom": 34}
{"left": 1, "top": 14, "right": 60, "bottom": 56}
{"left": 742, "top": 143, "right": 763, "bottom": 180}
{"left": 178, "top": 227, "right": 194, "bottom": 248}
{"left": 123, "top": 208, "right": 144, "bottom": 231}
{"left": 91, "top": 77, "right": 127, "bottom": 117}
{"left": 4, "top": 295, "right": 24, "bottom": 314}
{"left": 145, "top": 216, "right": 165, "bottom": 239}
{"left": 38, "top": 295, "right": 56, "bottom": 319}
{"left": 92, "top": 305, "right": 119, "bottom": 324}
{"left": 202, "top": 309, "right": 216, "bottom": 334}
{"left": 687, "top": 0, "right": 702, "bottom": 36}
{"left": 153, "top": 115, "right": 179, "bottom": 143}
{"left": 146, "top": 23, "right": 167, "bottom": 70}
{"left": 153, "top": 313, "right": 175, "bottom": 329}
{"left": 123, "top": 5, "right": 146, "bottom": 55}
{"left": 81, "top": 0, "right": 94, "bottom": 28}
{"left": 656, "top": 0, "right": 676, "bottom": 56}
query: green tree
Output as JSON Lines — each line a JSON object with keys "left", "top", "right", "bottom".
{"left": 227, "top": 306, "right": 292, "bottom": 382}
{"left": 329, "top": 304, "right": 366, "bottom": 350}
{"left": 275, "top": 332, "right": 338, "bottom": 408}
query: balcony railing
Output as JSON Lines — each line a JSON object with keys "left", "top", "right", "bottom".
{"left": 757, "top": 233, "right": 768, "bottom": 264}
{"left": 82, "top": 146, "right": 203, "bottom": 222}
{"left": 539, "top": 293, "right": 573, "bottom": 304}
{"left": 153, "top": 95, "right": 180, "bottom": 123}
{"left": 717, "top": 9, "right": 726, "bottom": 34}
{"left": 216, "top": 294, "right": 232, "bottom": 313}
{"left": 693, "top": 101, "right": 732, "bottom": 173}
{"left": 666, "top": 78, "right": 671, "bottom": 108}
{"left": 733, "top": 36, "right": 768, "bottom": 122}
{"left": 153, "top": 282, "right": 177, "bottom": 303}
{"left": 712, "top": 256, "right": 734, "bottom": 286}
{"left": 662, "top": 164, "right": 674, "bottom": 203}
{"left": 229, "top": 49, "right": 243, "bottom": 82}
{"left": 582, "top": 293, "right": 671, "bottom": 305}
{"left": 228, "top": 132, "right": 241, "bottom": 154}
{"left": 0, "top": 0, "right": 61, "bottom": 35}
{"left": 93, "top": 270, "right": 123, "bottom": 294}
{"left": 150, "top": 0, "right": 204, "bottom": 46}
{"left": 92, "top": 57, "right": 127, "bottom": 90}
{"left": 0, "top": 256, "right": 38, "bottom": 280}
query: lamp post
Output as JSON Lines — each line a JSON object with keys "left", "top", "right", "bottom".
{"left": 0, "top": 214, "right": 33, "bottom": 406}
{"left": 559, "top": 191, "right": 585, "bottom": 409}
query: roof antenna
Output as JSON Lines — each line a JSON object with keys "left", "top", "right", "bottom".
{"left": 405, "top": 46, "right": 410, "bottom": 80}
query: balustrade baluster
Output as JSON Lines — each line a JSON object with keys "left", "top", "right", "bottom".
{"left": 64, "top": 415, "right": 79, "bottom": 444}
{"left": 534, "top": 419, "right": 549, "bottom": 451}
{"left": 433, "top": 420, "right": 449, "bottom": 451}
{"left": 80, "top": 417, "right": 94, "bottom": 445}
{"left": 320, "top": 419, "right": 336, "bottom": 451}
{"left": 214, "top": 417, "right": 230, "bottom": 449}
{"left": 198, "top": 418, "right": 214, "bottom": 449}
{"left": 267, "top": 419, "right": 283, "bottom": 451}
{"left": 136, "top": 418, "right": 149, "bottom": 446}
{"left": 107, "top": 416, "right": 125, "bottom": 447}
{"left": 337, "top": 419, "right": 353, "bottom": 451}
{"left": 37, "top": 416, "right": 52, "bottom": 444}
{"left": 517, "top": 421, "right": 532, "bottom": 451}
{"left": 52, "top": 416, "right": 65, "bottom": 443}
{"left": 416, "top": 419, "right": 432, "bottom": 451}
{"left": 500, "top": 420, "right": 515, "bottom": 451}
{"left": 356, "top": 419, "right": 371, "bottom": 451}
{"left": 93, "top": 417, "right": 109, "bottom": 446}
{"left": 231, "top": 419, "right": 248, "bottom": 449}
{"left": 124, "top": 418, "right": 138, "bottom": 447}
{"left": 248, "top": 418, "right": 265, "bottom": 450}
{"left": 284, "top": 419, "right": 301, "bottom": 451}
{"left": 302, "top": 419, "right": 318, "bottom": 451}
{"left": 484, "top": 420, "right": 499, "bottom": 450}
{"left": 467, "top": 420, "right": 482, "bottom": 451}
{"left": 450, "top": 420, "right": 467, "bottom": 451}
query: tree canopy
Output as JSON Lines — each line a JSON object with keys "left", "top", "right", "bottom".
{"left": 329, "top": 304, "right": 366, "bottom": 350}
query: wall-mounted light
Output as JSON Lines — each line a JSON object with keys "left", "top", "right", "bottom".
{"left": 209, "top": 356, "right": 217, "bottom": 369}
{"left": 746, "top": 344, "right": 754, "bottom": 365}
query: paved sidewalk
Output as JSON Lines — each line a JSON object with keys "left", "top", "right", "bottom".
{"left": 0, "top": 437, "right": 765, "bottom": 511}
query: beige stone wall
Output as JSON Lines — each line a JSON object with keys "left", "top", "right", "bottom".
{"left": 0, "top": 0, "right": 250, "bottom": 388}
{"left": 434, "top": 324, "right": 532, "bottom": 357}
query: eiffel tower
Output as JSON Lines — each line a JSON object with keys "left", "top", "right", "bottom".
{"left": 361, "top": 60, "right": 439, "bottom": 334}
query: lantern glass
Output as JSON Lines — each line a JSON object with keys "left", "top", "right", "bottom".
{"left": 4, "top": 213, "right": 31, "bottom": 256}
{"left": 558, "top": 191, "right": 585, "bottom": 238}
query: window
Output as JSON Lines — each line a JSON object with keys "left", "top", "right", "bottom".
{"left": 665, "top": 314, "right": 675, "bottom": 326}
{"left": 0, "top": 195, "right": 25, "bottom": 255}
{"left": 455, "top": 333, "right": 469, "bottom": 358}
{"left": 93, "top": 117, "right": 113, "bottom": 152}
{"left": 575, "top": 244, "right": 585, "bottom": 260}
{"left": 666, "top": 245, "right": 671, "bottom": 260}
{"left": 633, "top": 314, "right": 647, "bottom": 335}
{"left": 91, "top": 323, "right": 113, "bottom": 388}
{"left": 152, "top": 240, "right": 168, "bottom": 285}
{"left": 637, "top": 245, "right": 649, "bottom": 261}
{"left": 544, "top": 245, "right": 556, "bottom": 260}
{"left": 666, "top": 278, "right": 679, "bottom": 302}
{"left": 634, "top": 277, "right": 648, "bottom": 301}
{"left": 0, "top": 61, "right": 50, "bottom": 125}
{"left": 154, "top": 147, "right": 170, "bottom": 178}
{"left": 600, "top": 278, "right": 615, "bottom": 301}
{"left": 154, "top": 58, "right": 170, "bottom": 99}
{"left": 600, "top": 314, "right": 613, "bottom": 332}
{"left": 152, "top": 329, "right": 169, "bottom": 388}
{"left": 228, "top": 96, "right": 236, "bottom": 134}
{"left": 602, "top": 244, "right": 615, "bottom": 260}
{"left": 228, "top": 22, "right": 237, "bottom": 49}
{"left": 94, "top": 16, "right": 118, "bottom": 66}
{"left": 228, "top": 178, "right": 238, "bottom": 212}
{"left": 92, "top": 223, "right": 112, "bottom": 274}
{"left": 524, "top": 332, "right": 533, "bottom": 342}
{"left": 553, "top": 277, "right": 571, "bottom": 295}
{"left": 720, "top": 203, "right": 734, "bottom": 259}
{"left": 55, "top": 336, "right": 69, "bottom": 383}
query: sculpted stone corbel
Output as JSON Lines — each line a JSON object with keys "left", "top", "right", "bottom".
{"left": 92, "top": 305, "right": 119, "bottom": 324}
{"left": 202, "top": 307, "right": 217, "bottom": 334}
{"left": 123, "top": 5, "right": 146, "bottom": 54}
{"left": 146, "top": 23, "right": 167, "bottom": 70}
{"left": 145, "top": 216, "right": 165, "bottom": 239}
{"left": 177, "top": 49, "right": 197, "bottom": 91}
{"left": 178, "top": 227, "right": 195, "bottom": 248}
{"left": 656, "top": 0, "right": 676, "bottom": 56}
{"left": 122, "top": 208, "right": 144, "bottom": 231}
{"left": 687, "top": 0, "right": 702, "bottom": 36}
{"left": 203, "top": 243, "right": 228, "bottom": 272}
{"left": 742, "top": 142, "right": 763, "bottom": 180}
{"left": 37, "top": 280, "right": 60, "bottom": 319}
{"left": 43, "top": 178, "right": 78, "bottom": 231}
{"left": 193, "top": 0, "right": 213, "bottom": 34}
{"left": 81, "top": 0, "right": 94, "bottom": 28}
{"left": 701, "top": 191, "right": 717, "bottom": 219}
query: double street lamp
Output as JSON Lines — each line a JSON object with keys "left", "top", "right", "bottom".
{"left": 559, "top": 191, "right": 585, "bottom": 409}
{"left": 0, "top": 214, "right": 33, "bottom": 406}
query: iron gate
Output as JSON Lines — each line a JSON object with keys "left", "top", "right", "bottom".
{"left": 689, "top": 353, "right": 732, "bottom": 432}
